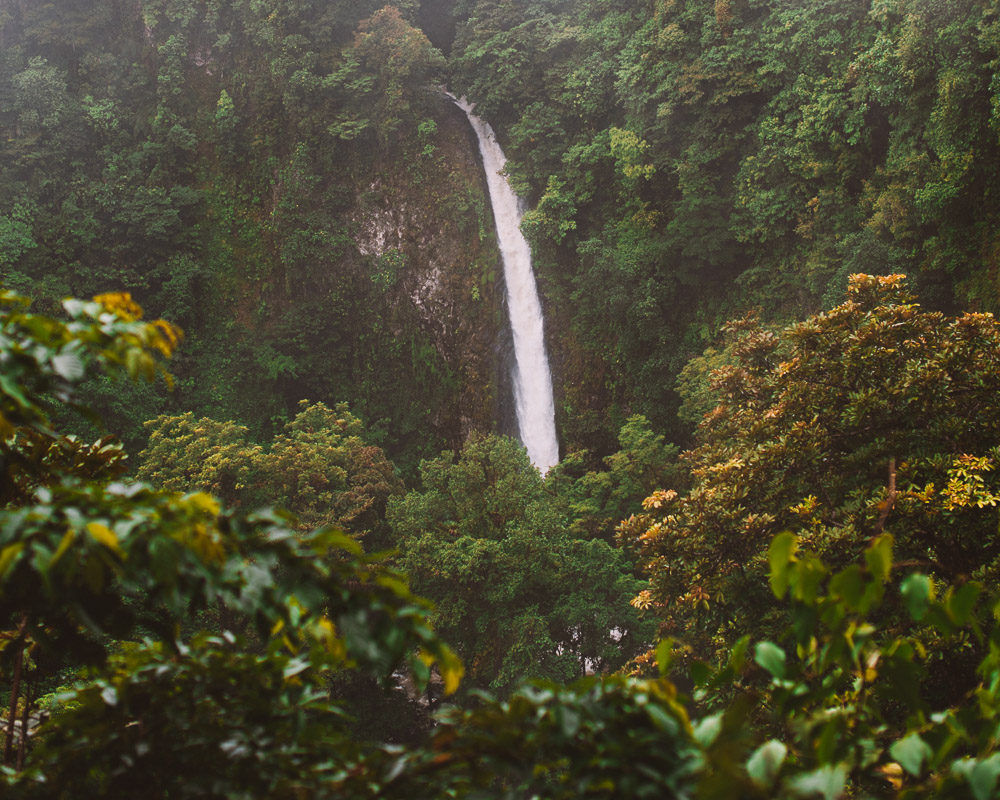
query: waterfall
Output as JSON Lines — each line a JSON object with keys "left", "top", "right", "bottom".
{"left": 449, "top": 94, "right": 559, "bottom": 473}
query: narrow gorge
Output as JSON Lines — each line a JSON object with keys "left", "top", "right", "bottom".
{"left": 449, "top": 93, "right": 560, "bottom": 473}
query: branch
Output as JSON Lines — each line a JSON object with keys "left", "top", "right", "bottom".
{"left": 873, "top": 457, "right": 897, "bottom": 537}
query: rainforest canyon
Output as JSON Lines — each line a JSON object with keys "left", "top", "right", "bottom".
{"left": 5, "top": 0, "right": 1000, "bottom": 797}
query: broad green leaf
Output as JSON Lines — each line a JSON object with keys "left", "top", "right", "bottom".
{"left": 954, "top": 754, "right": 1000, "bottom": 800}
{"left": 729, "top": 634, "right": 751, "bottom": 672}
{"left": 890, "top": 733, "right": 932, "bottom": 777}
{"left": 925, "top": 604, "right": 958, "bottom": 636}
{"left": 411, "top": 654, "right": 430, "bottom": 688}
{"left": 646, "top": 704, "right": 680, "bottom": 735}
{"left": 62, "top": 298, "right": 85, "bottom": 317}
{"left": 50, "top": 529, "right": 77, "bottom": 567}
{"left": 282, "top": 658, "right": 309, "bottom": 680}
{"left": 693, "top": 713, "right": 723, "bottom": 747}
{"left": 946, "top": 582, "right": 982, "bottom": 625}
{"left": 690, "top": 661, "right": 712, "bottom": 688}
{"left": 900, "top": 574, "right": 933, "bottom": 621}
{"left": 971, "top": 755, "right": 1000, "bottom": 800}
{"left": 755, "top": 641, "right": 786, "bottom": 679}
{"left": 656, "top": 638, "right": 674, "bottom": 676}
{"left": 788, "top": 764, "right": 847, "bottom": 800}
{"left": 793, "top": 605, "right": 820, "bottom": 647}
{"left": 747, "top": 740, "right": 787, "bottom": 788}
{"left": 830, "top": 564, "right": 865, "bottom": 610}
{"left": 0, "top": 372, "right": 31, "bottom": 412}
{"left": 792, "top": 556, "right": 828, "bottom": 604}
{"left": 558, "top": 706, "right": 581, "bottom": 738}
{"left": 314, "top": 527, "right": 363, "bottom": 555}
{"left": 769, "top": 532, "right": 797, "bottom": 598}
{"left": 816, "top": 719, "right": 842, "bottom": 765}
{"left": 376, "top": 574, "right": 414, "bottom": 600}
{"left": 149, "top": 536, "right": 179, "bottom": 583}
{"left": 865, "top": 534, "right": 893, "bottom": 583}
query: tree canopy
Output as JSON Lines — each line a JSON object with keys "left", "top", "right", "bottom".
{"left": 388, "top": 432, "right": 655, "bottom": 694}
{"left": 0, "top": 289, "right": 460, "bottom": 794}
{"left": 139, "top": 400, "right": 402, "bottom": 546}
{"left": 10, "top": 0, "right": 1000, "bottom": 794}
{"left": 623, "top": 274, "right": 1000, "bottom": 669}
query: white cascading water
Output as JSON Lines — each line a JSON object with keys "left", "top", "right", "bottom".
{"left": 449, "top": 93, "right": 559, "bottom": 473}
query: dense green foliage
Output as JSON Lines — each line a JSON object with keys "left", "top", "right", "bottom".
{"left": 9, "top": 0, "right": 1000, "bottom": 796}
{"left": 0, "top": 0, "right": 493, "bottom": 470}
{"left": 450, "top": 0, "right": 1000, "bottom": 447}
{"left": 341, "top": 534, "right": 1000, "bottom": 799}
{"left": 388, "top": 431, "right": 655, "bottom": 694}
{"left": 10, "top": 0, "right": 1000, "bottom": 461}
{"left": 8, "top": 281, "right": 1000, "bottom": 794}
{"left": 622, "top": 274, "right": 1000, "bottom": 668}
{"left": 139, "top": 400, "right": 403, "bottom": 547}
{"left": 0, "top": 289, "right": 461, "bottom": 794}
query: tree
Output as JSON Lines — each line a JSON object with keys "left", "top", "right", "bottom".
{"left": 136, "top": 413, "right": 261, "bottom": 507}
{"left": 8, "top": 291, "right": 1000, "bottom": 799}
{"left": 348, "top": 534, "right": 1000, "bottom": 800}
{"left": 622, "top": 274, "right": 1000, "bottom": 666}
{"left": 388, "top": 433, "right": 653, "bottom": 694}
{"left": 549, "top": 414, "right": 681, "bottom": 541}
{"left": 139, "top": 400, "right": 403, "bottom": 546}
{"left": 348, "top": 5, "right": 445, "bottom": 146}
{"left": 266, "top": 400, "right": 402, "bottom": 543}
{"left": 0, "top": 288, "right": 459, "bottom": 792}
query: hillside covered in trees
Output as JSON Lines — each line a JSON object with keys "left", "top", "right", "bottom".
{"left": 5, "top": 0, "right": 1000, "bottom": 797}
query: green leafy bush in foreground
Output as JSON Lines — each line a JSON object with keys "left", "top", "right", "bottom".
{"left": 692, "top": 532, "right": 1000, "bottom": 799}
{"left": 340, "top": 533, "right": 1000, "bottom": 799}
{"left": 4, "top": 286, "right": 1000, "bottom": 799}
{"left": 0, "top": 288, "right": 459, "bottom": 797}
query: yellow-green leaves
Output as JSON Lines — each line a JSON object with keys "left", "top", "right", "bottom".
{"left": 184, "top": 492, "right": 220, "bottom": 517}
{"left": 609, "top": 126, "right": 655, "bottom": 182}
{"left": 865, "top": 534, "right": 893, "bottom": 585}
{"left": 414, "top": 644, "right": 464, "bottom": 696}
{"left": 631, "top": 275, "right": 1000, "bottom": 679}
{"left": 770, "top": 532, "right": 893, "bottom": 612}
{"left": 768, "top": 531, "right": 797, "bottom": 598}
{"left": 86, "top": 522, "right": 122, "bottom": 556}
{"left": 890, "top": 732, "right": 933, "bottom": 778}
{"left": 0, "top": 289, "right": 179, "bottom": 508}
{"left": 0, "top": 542, "right": 24, "bottom": 579}
{"left": 901, "top": 573, "right": 934, "bottom": 621}
{"left": 754, "top": 641, "right": 786, "bottom": 680}
{"left": 943, "top": 454, "right": 1000, "bottom": 510}
{"left": 438, "top": 645, "right": 464, "bottom": 696}
{"left": 138, "top": 402, "right": 402, "bottom": 540}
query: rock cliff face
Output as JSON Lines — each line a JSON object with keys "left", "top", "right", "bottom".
{"left": 184, "top": 88, "right": 511, "bottom": 472}
{"left": 349, "top": 92, "right": 509, "bottom": 444}
{"left": 0, "top": 1, "right": 514, "bottom": 470}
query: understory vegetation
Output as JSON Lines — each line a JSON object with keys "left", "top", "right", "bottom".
{"left": 5, "top": 0, "right": 1000, "bottom": 797}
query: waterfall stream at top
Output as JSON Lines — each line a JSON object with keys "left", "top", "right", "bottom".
{"left": 448, "top": 93, "right": 559, "bottom": 473}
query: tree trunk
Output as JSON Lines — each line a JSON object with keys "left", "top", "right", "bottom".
{"left": 16, "top": 672, "right": 30, "bottom": 769}
{"left": 4, "top": 638, "right": 23, "bottom": 767}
